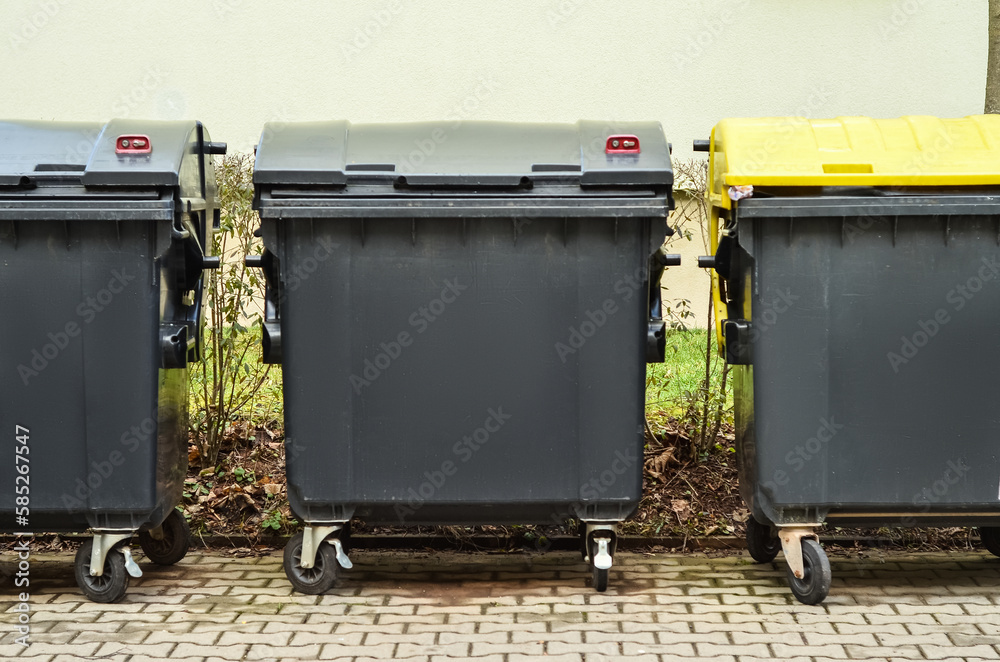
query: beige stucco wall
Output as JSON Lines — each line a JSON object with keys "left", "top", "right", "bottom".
{"left": 0, "top": 0, "right": 989, "bottom": 326}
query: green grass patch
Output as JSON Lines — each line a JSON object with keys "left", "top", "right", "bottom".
{"left": 646, "top": 327, "right": 733, "bottom": 429}
{"left": 188, "top": 325, "right": 284, "bottom": 433}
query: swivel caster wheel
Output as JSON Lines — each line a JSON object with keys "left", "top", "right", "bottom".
{"left": 746, "top": 517, "right": 780, "bottom": 563}
{"left": 283, "top": 530, "right": 340, "bottom": 595}
{"left": 138, "top": 510, "right": 190, "bottom": 566}
{"left": 74, "top": 539, "right": 130, "bottom": 603}
{"left": 786, "top": 538, "right": 831, "bottom": 605}
{"left": 588, "top": 535, "right": 614, "bottom": 592}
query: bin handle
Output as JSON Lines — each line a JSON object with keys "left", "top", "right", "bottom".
{"left": 646, "top": 247, "right": 681, "bottom": 362}
{"left": 244, "top": 250, "right": 283, "bottom": 363}
{"left": 204, "top": 142, "right": 228, "bottom": 155}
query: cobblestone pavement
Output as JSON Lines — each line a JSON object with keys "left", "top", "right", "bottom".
{"left": 1, "top": 548, "right": 999, "bottom": 661}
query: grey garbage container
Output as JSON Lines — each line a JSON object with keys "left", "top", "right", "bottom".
{"left": 698, "top": 115, "right": 1000, "bottom": 604}
{"left": 0, "top": 119, "right": 224, "bottom": 602}
{"left": 249, "top": 120, "right": 677, "bottom": 593}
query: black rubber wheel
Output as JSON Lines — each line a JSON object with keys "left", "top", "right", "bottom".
{"left": 283, "top": 531, "right": 339, "bottom": 595}
{"left": 592, "top": 564, "right": 609, "bottom": 592}
{"left": 589, "top": 537, "right": 610, "bottom": 592}
{"left": 138, "top": 510, "right": 190, "bottom": 566}
{"left": 746, "top": 517, "right": 781, "bottom": 563}
{"left": 74, "top": 538, "right": 130, "bottom": 603}
{"left": 980, "top": 527, "right": 1000, "bottom": 557}
{"left": 786, "top": 538, "right": 831, "bottom": 606}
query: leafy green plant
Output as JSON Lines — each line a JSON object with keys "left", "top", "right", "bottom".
{"left": 190, "top": 153, "right": 274, "bottom": 467}
{"left": 232, "top": 466, "right": 256, "bottom": 484}
{"left": 261, "top": 508, "right": 298, "bottom": 532}
{"left": 182, "top": 479, "right": 210, "bottom": 499}
{"left": 649, "top": 159, "right": 734, "bottom": 461}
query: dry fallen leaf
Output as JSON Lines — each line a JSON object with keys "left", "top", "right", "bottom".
{"left": 670, "top": 498, "right": 691, "bottom": 521}
{"left": 644, "top": 447, "right": 676, "bottom": 483}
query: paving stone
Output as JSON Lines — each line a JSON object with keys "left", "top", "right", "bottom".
{"left": 5, "top": 548, "right": 998, "bottom": 661}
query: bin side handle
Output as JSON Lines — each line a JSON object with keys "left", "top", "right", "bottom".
{"left": 245, "top": 251, "right": 282, "bottom": 364}
{"left": 646, "top": 247, "right": 681, "bottom": 362}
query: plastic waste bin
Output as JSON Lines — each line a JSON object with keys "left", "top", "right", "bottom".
{"left": 696, "top": 115, "right": 1000, "bottom": 604}
{"left": 0, "top": 119, "right": 225, "bottom": 602}
{"left": 249, "top": 120, "right": 677, "bottom": 593}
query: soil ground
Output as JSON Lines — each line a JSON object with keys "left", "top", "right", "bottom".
{"left": 175, "top": 421, "right": 981, "bottom": 554}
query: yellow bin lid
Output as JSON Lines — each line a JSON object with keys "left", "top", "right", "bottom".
{"left": 709, "top": 115, "right": 1000, "bottom": 208}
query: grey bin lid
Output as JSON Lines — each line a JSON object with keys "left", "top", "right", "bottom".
{"left": 253, "top": 120, "right": 673, "bottom": 192}
{"left": 0, "top": 119, "right": 207, "bottom": 188}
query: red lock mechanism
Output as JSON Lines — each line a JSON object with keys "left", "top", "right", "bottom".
{"left": 605, "top": 134, "right": 640, "bottom": 154}
{"left": 115, "top": 135, "right": 152, "bottom": 155}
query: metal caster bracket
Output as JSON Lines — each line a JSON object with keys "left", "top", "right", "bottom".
{"left": 583, "top": 522, "right": 617, "bottom": 568}
{"left": 300, "top": 525, "right": 351, "bottom": 570}
{"left": 778, "top": 526, "right": 820, "bottom": 580}
{"left": 592, "top": 537, "right": 613, "bottom": 570}
{"left": 90, "top": 531, "right": 142, "bottom": 578}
